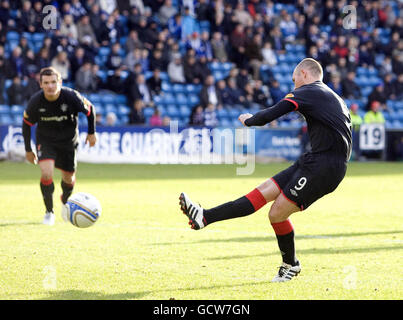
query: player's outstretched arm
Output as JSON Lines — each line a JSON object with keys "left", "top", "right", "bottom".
{"left": 240, "top": 99, "right": 296, "bottom": 127}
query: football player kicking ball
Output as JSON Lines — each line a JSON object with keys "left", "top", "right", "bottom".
{"left": 179, "top": 58, "right": 352, "bottom": 282}
{"left": 22, "top": 67, "right": 97, "bottom": 226}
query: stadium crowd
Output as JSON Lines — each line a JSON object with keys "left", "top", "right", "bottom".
{"left": 0, "top": 0, "right": 402, "bottom": 129}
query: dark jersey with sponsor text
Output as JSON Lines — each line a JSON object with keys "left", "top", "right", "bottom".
{"left": 23, "top": 87, "right": 93, "bottom": 145}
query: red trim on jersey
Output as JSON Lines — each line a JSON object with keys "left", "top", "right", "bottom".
{"left": 23, "top": 118, "right": 34, "bottom": 126}
{"left": 271, "top": 219, "right": 294, "bottom": 235}
{"left": 284, "top": 98, "right": 299, "bottom": 111}
{"left": 245, "top": 188, "right": 267, "bottom": 211}
{"left": 86, "top": 105, "right": 91, "bottom": 117}
{"left": 40, "top": 178, "right": 53, "bottom": 186}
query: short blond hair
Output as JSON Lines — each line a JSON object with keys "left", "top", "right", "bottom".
{"left": 295, "top": 58, "right": 323, "bottom": 80}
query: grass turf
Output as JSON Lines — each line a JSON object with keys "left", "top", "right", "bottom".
{"left": 0, "top": 161, "right": 402, "bottom": 300}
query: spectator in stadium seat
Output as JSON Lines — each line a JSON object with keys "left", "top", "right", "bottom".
{"left": 225, "top": 76, "right": 245, "bottom": 107}
{"left": 199, "top": 31, "right": 213, "bottom": 61}
{"left": 230, "top": 23, "right": 248, "bottom": 68}
{"left": 106, "top": 67, "right": 127, "bottom": 94}
{"left": 395, "top": 74, "right": 403, "bottom": 100}
{"left": 253, "top": 80, "right": 272, "bottom": 109}
{"left": 162, "top": 115, "right": 171, "bottom": 126}
{"left": 269, "top": 79, "right": 286, "bottom": 104}
{"left": 75, "top": 61, "right": 97, "bottom": 93}
{"left": 342, "top": 71, "right": 361, "bottom": 100}
{"left": 126, "top": 30, "right": 143, "bottom": 52}
{"left": 333, "top": 36, "right": 349, "bottom": 59}
{"left": 77, "top": 15, "right": 99, "bottom": 47}
{"left": 200, "top": 74, "right": 222, "bottom": 108}
{"left": 327, "top": 74, "right": 343, "bottom": 97}
{"left": 150, "top": 108, "right": 163, "bottom": 126}
{"left": 147, "top": 68, "right": 162, "bottom": 96}
{"left": 0, "top": 1, "right": 11, "bottom": 29}
{"left": 245, "top": 34, "right": 264, "bottom": 80}
{"left": 158, "top": 0, "right": 177, "bottom": 26}
{"left": 236, "top": 67, "right": 250, "bottom": 92}
{"left": 195, "top": 0, "right": 210, "bottom": 21}
{"left": 184, "top": 55, "right": 201, "bottom": 84}
{"left": 181, "top": 6, "right": 199, "bottom": 40}
{"left": 106, "top": 112, "right": 117, "bottom": 127}
{"left": 364, "top": 101, "right": 385, "bottom": 124}
{"left": 69, "top": 47, "right": 86, "bottom": 80}
{"left": 189, "top": 105, "right": 204, "bottom": 126}
{"left": 168, "top": 13, "right": 183, "bottom": 41}
{"left": 124, "top": 48, "right": 142, "bottom": 71}
{"left": 367, "top": 82, "right": 388, "bottom": 111}
{"left": 261, "top": 41, "right": 277, "bottom": 66}
{"left": 211, "top": 31, "right": 228, "bottom": 63}
{"left": 6, "top": 76, "right": 27, "bottom": 106}
{"left": 204, "top": 102, "right": 219, "bottom": 127}
{"left": 18, "top": 36, "right": 32, "bottom": 57}
{"left": 128, "top": 73, "right": 153, "bottom": 108}
{"left": 24, "top": 49, "right": 38, "bottom": 75}
{"left": 99, "top": 15, "right": 120, "bottom": 46}
{"left": 88, "top": 3, "right": 106, "bottom": 42}
{"left": 54, "top": 36, "right": 75, "bottom": 58}
{"left": 8, "top": 46, "right": 27, "bottom": 78}
{"left": 267, "top": 26, "right": 285, "bottom": 54}
{"left": 19, "top": 0, "right": 36, "bottom": 33}
{"left": 106, "top": 42, "right": 123, "bottom": 71}
{"left": 51, "top": 51, "right": 70, "bottom": 82}
{"left": 60, "top": 14, "right": 78, "bottom": 45}
{"left": 383, "top": 74, "right": 397, "bottom": 101}
{"left": 129, "top": 99, "right": 146, "bottom": 125}
{"left": 233, "top": 1, "right": 253, "bottom": 28}
{"left": 167, "top": 53, "right": 186, "bottom": 84}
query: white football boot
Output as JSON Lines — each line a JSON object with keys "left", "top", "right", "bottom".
{"left": 271, "top": 261, "right": 301, "bottom": 282}
{"left": 42, "top": 211, "right": 55, "bottom": 226}
{"left": 179, "top": 192, "right": 206, "bottom": 230}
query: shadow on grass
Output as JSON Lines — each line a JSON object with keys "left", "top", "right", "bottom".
{"left": 38, "top": 280, "right": 272, "bottom": 300}
{"left": 152, "top": 230, "right": 403, "bottom": 246}
{"left": 0, "top": 221, "right": 40, "bottom": 227}
{"left": 208, "top": 244, "right": 403, "bottom": 261}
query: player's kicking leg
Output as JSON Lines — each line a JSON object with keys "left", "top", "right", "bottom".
{"left": 179, "top": 179, "right": 280, "bottom": 230}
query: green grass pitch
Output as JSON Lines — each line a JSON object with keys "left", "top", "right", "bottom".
{"left": 0, "top": 161, "right": 402, "bottom": 300}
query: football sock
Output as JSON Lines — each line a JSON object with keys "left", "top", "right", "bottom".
{"left": 204, "top": 188, "right": 267, "bottom": 225}
{"left": 271, "top": 219, "right": 297, "bottom": 266}
{"left": 40, "top": 178, "right": 54, "bottom": 213}
{"left": 61, "top": 180, "right": 75, "bottom": 204}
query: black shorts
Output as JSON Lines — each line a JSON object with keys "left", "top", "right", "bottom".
{"left": 36, "top": 140, "right": 77, "bottom": 173}
{"left": 271, "top": 152, "right": 347, "bottom": 210}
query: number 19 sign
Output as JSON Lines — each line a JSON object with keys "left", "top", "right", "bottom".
{"left": 359, "top": 123, "right": 385, "bottom": 150}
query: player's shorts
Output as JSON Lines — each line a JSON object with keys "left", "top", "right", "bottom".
{"left": 271, "top": 152, "right": 347, "bottom": 210}
{"left": 36, "top": 140, "right": 78, "bottom": 173}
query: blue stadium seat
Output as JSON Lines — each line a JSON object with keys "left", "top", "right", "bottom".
{"left": 0, "top": 115, "right": 12, "bottom": 124}
{"left": 220, "top": 118, "right": 231, "bottom": 127}
{"left": 185, "top": 84, "right": 197, "bottom": 94}
{"left": 176, "top": 93, "right": 187, "bottom": 104}
{"left": 10, "top": 105, "right": 24, "bottom": 115}
{"left": 89, "top": 93, "right": 101, "bottom": 104}
{"left": 172, "top": 83, "right": 185, "bottom": 93}
{"left": 12, "top": 114, "right": 22, "bottom": 125}
{"left": 161, "top": 93, "right": 175, "bottom": 104}
{"left": 143, "top": 107, "right": 154, "bottom": 118}
{"left": 166, "top": 104, "right": 179, "bottom": 117}
{"left": 104, "top": 104, "right": 117, "bottom": 114}
{"left": 188, "top": 94, "right": 200, "bottom": 106}
{"left": 93, "top": 104, "right": 103, "bottom": 114}
{"left": 115, "top": 95, "right": 127, "bottom": 104}
{"left": 117, "top": 104, "right": 130, "bottom": 116}
{"left": 179, "top": 105, "right": 191, "bottom": 117}
{"left": 6, "top": 31, "right": 19, "bottom": 42}
{"left": 162, "top": 81, "right": 173, "bottom": 93}
{"left": 101, "top": 94, "right": 116, "bottom": 104}
{"left": 32, "top": 33, "right": 45, "bottom": 43}
{"left": 0, "top": 105, "right": 10, "bottom": 114}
